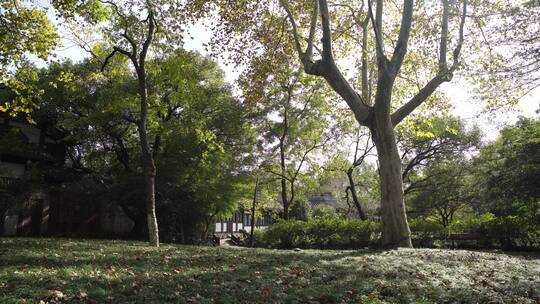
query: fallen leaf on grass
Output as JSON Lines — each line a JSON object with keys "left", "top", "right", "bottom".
{"left": 77, "top": 291, "right": 88, "bottom": 300}
{"left": 48, "top": 290, "right": 64, "bottom": 300}
{"left": 132, "top": 277, "right": 142, "bottom": 294}
{"left": 187, "top": 294, "right": 204, "bottom": 303}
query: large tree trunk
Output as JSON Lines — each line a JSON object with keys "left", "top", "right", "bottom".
{"left": 346, "top": 168, "right": 367, "bottom": 220}
{"left": 372, "top": 112, "right": 412, "bottom": 248}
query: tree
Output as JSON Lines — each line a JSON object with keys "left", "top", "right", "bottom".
{"left": 256, "top": 72, "right": 336, "bottom": 220}
{"left": 408, "top": 158, "right": 473, "bottom": 227}
{"left": 205, "top": 0, "right": 473, "bottom": 246}
{"left": 314, "top": 152, "right": 380, "bottom": 220}
{"left": 345, "top": 129, "right": 374, "bottom": 220}
{"left": 473, "top": 116, "right": 540, "bottom": 216}
{"left": 53, "top": 0, "right": 191, "bottom": 246}
{"left": 398, "top": 114, "right": 481, "bottom": 196}
{"left": 268, "top": 0, "right": 468, "bottom": 247}
{"left": 20, "top": 47, "right": 254, "bottom": 242}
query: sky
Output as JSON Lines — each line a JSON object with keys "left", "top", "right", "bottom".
{"left": 43, "top": 14, "right": 539, "bottom": 143}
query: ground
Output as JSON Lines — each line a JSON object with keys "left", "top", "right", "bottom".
{"left": 0, "top": 238, "right": 539, "bottom": 304}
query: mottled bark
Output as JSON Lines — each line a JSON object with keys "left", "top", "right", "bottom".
{"left": 371, "top": 82, "right": 412, "bottom": 247}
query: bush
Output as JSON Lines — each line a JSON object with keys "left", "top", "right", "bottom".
{"left": 311, "top": 206, "right": 343, "bottom": 219}
{"left": 256, "top": 220, "right": 307, "bottom": 248}
{"left": 449, "top": 213, "right": 540, "bottom": 250}
{"left": 253, "top": 217, "right": 380, "bottom": 249}
{"left": 289, "top": 199, "right": 311, "bottom": 221}
{"left": 409, "top": 218, "right": 446, "bottom": 247}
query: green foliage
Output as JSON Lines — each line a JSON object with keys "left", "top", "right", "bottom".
{"left": 255, "top": 218, "right": 380, "bottom": 249}
{"left": 449, "top": 213, "right": 540, "bottom": 249}
{"left": 473, "top": 117, "right": 540, "bottom": 216}
{"left": 0, "top": 1, "right": 58, "bottom": 72}
{"left": 0, "top": 1, "right": 59, "bottom": 115}
{"left": 311, "top": 205, "right": 342, "bottom": 219}
{"left": 11, "top": 48, "right": 254, "bottom": 243}
{"left": 409, "top": 218, "right": 446, "bottom": 247}
{"left": 289, "top": 199, "right": 311, "bottom": 221}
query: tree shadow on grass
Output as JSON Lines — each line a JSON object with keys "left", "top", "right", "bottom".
{"left": 1, "top": 238, "right": 539, "bottom": 304}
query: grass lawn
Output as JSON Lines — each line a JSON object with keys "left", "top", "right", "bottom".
{"left": 0, "top": 238, "right": 539, "bottom": 304}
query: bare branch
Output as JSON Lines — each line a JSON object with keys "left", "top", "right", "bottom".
{"left": 122, "top": 31, "right": 138, "bottom": 56}
{"left": 439, "top": 0, "right": 450, "bottom": 72}
{"left": 319, "top": 0, "right": 334, "bottom": 61}
{"left": 391, "top": 0, "right": 468, "bottom": 126}
{"left": 306, "top": 0, "right": 318, "bottom": 59}
{"left": 361, "top": 18, "right": 370, "bottom": 103}
{"left": 389, "top": 0, "right": 413, "bottom": 75}
{"left": 391, "top": 74, "right": 446, "bottom": 126}
{"left": 113, "top": 46, "right": 134, "bottom": 58}
{"left": 265, "top": 168, "right": 293, "bottom": 182}
{"left": 101, "top": 49, "right": 118, "bottom": 71}
{"left": 368, "top": 0, "right": 387, "bottom": 65}
{"left": 291, "top": 136, "right": 329, "bottom": 182}
{"left": 279, "top": 0, "right": 305, "bottom": 60}
{"left": 140, "top": 12, "right": 155, "bottom": 65}
{"left": 450, "top": 0, "right": 467, "bottom": 71}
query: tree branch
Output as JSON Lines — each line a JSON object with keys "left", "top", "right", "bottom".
{"left": 439, "top": 0, "right": 449, "bottom": 72}
{"left": 391, "top": 74, "right": 446, "bottom": 126}
{"left": 389, "top": 0, "right": 413, "bottom": 75}
{"left": 391, "top": 0, "right": 468, "bottom": 126}
{"left": 368, "top": 0, "right": 388, "bottom": 66}
{"left": 318, "top": 0, "right": 333, "bottom": 62}
{"left": 140, "top": 12, "right": 155, "bottom": 66}
{"left": 450, "top": 0, "right": 467, "bottom": 71}
{"left": 306, "top": 0, "right": 318, "bottom": 59}
{"left": 101, "top": 49, "right": 118, "bottom": 72}
{"left": 279, "top": 0, "right": 304, "bottom": 61}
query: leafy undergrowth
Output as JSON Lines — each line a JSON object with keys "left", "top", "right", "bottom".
{"left": 0, "top": 238, "right": 539, "bottom": 304}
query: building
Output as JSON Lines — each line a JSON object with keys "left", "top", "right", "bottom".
{"left": 0, "top": 115, "right": 66, "bottom": 236}
{"left": 214, "top": 209, "right": 274, "bottom": 235}
{"left": 0, "top": 115, "right": 134, "bottom": 237}
{"left": 308, "top": 192, "right": 348, "bottom": 211}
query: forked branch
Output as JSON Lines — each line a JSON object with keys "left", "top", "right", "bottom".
{"left": 391, "top": 0, "right": 468, "bottom": 126}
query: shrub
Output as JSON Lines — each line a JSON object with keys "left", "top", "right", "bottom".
{"left": 449, "top": 212, "right": 540, "bottom": 250}
{"left": 253, "top": 217, "right": 380, "bottom": 249}
{"left": 289, "top": 199, "right": 312, "bottom": 221}
{"left": 311, "top": 206, "right": 343, "bottom": 219}
{"left": 409, "top": 218, "right": 446, "bottom": 247}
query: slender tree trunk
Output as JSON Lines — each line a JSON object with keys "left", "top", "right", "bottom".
{"left": 346, "top": 167, "right": 367, "bottom": 220}
{"left": 136, "top": 68, "right": 159, "bottom": 247}
{"left": 250, "top": 176, "right": 259, "bottom": 247}
{"left": 279, "top": 142, "right": 289, "bottom": 220}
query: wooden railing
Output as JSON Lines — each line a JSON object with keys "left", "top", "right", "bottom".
{"left": 0, "top": 176, "right": 17, "bottom": 190}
